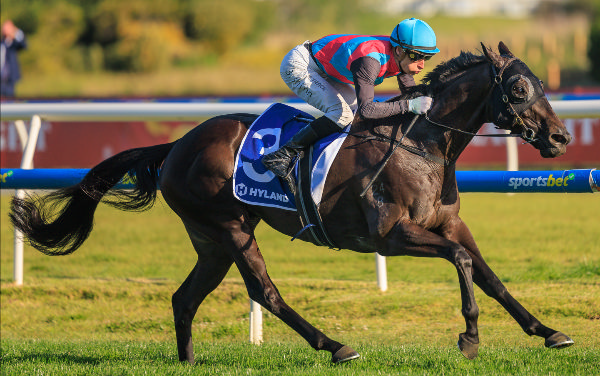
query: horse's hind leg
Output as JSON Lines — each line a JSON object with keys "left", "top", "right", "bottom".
{"left": 172, "top": 228, "right": 234, "bottom": 364}
{"left": 450, "top": 219, "right": 574, "bottom": 349}
{"left": 222, "top": 221, "right": 359, "bottom": 363}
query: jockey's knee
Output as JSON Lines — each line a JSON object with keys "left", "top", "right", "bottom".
{"left": 324, "top": 104, "right": 353, "bottom": 128}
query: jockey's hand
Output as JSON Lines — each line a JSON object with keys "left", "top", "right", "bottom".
{"left": 408, "top": 96, "right": 433, "bottom": 115}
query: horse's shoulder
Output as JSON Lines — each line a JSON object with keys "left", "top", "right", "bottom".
{"left": 225, "top": 113, "right": 259, "bottom": 126}
{"left": 213, "top": 113, "right": 259, "bottom": 127}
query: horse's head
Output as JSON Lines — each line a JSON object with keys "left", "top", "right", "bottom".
{"left": 482, "top": 42, "right": 571, "bottom": 158}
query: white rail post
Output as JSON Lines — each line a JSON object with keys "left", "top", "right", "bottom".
{"left": 13, "top": 115, "right": 42, "bottom": 285}
{"left": 375, "top": 253, "right": 388, "bottom": 292}
{"left": 249, "top": 299, "right": 263, "bottom": 344}
{"left": 505, "top": 131, "right": 519, "bottom": 171}
{"left": 505, "top": 130, "right": 519, "bottom": 197}
{"left": 14, "top": 120, "right": 28, "bottom": 147}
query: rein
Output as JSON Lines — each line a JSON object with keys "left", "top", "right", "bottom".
{"left": 359, "top": 113, "right": 421, "bottom": 197}
{"left": 423, "top": 114, "right": 522, "bottom": 138}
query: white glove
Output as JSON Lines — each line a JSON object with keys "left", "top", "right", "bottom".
{"left": 408, "top": 96, "right": 433, "bottom": 115}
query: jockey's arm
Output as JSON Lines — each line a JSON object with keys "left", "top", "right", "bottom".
{"left": 351, "top": 57, "right": 411, "bottom": 119}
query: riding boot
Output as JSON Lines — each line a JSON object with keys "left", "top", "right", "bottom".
{"left": 262, "top": 116, "right": 340, "bottom": 194}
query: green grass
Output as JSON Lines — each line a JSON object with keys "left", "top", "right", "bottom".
{"left": 1, "top": 193, "right": 599, "bottom": 374}
{"left": 2, "top": 340, "right": 598, "bottom": 376}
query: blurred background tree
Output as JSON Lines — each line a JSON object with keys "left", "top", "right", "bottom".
{"left": 587, "top": 1, "right": 600, "bottom": 81}
{"left": 0, "top": 0, "right": 597, "bottom": 98}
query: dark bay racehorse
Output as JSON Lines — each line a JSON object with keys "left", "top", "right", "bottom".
{"left": 10, "top": 42, "right": 574, "bottom": 364}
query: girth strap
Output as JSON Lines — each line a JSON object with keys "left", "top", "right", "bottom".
{"left": 294, "top": 144, "right": 338, "bottom": 249}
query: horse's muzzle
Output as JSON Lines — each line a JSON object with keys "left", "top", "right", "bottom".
{"left": 538, "top": 129, "right": 571, "bottom": 158}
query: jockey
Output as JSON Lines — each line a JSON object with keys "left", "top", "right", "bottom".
{"left": 262, "top": 18, "right": 440, "bottom": 189}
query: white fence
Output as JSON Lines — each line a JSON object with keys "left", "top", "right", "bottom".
{"left": 2, "top": 100, "right": 599, "bottom": 122}
{"left": 1, "top": 99, "right": 599, "bottom": 344}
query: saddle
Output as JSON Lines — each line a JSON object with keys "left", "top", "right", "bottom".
{"left": 233, "top": 103, "right": 348, "bottom": 248}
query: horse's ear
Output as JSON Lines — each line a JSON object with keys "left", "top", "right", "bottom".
{"left": 481, "top": 42, "right": 500, "bottom": 65}
{"left": 498, "top": 41, "right": 515, "bottom": 57}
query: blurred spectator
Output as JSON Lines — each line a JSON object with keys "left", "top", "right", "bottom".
{"left": 1, "top": 20, "right": 27, "bottom": 98}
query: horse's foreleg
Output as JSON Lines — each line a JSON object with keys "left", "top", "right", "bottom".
{"left": 450, "top": 219, "right": 574, "bottom": 349}
{"left": 222, "top": 222, "right": 359, "bottom": 363}
{"left": 379, "top": 222, "right": 480, "bottom": 359}
{"left": 172, "top": 238, "right": 234, "bottom": 364}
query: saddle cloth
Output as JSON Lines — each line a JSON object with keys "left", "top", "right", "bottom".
{"left": 233, "top": 103, "right": 349, "bottom": 212}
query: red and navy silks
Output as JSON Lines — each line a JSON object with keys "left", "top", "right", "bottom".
{"left": 310, "top": 34, "right": 401, "bottom": 85}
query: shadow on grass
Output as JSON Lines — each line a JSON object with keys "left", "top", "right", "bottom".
{"left": 3, "top": 351, "right": 103, "bottom": 366}
{"left": 1, "top": 345, "right": 182, "bottom": 366}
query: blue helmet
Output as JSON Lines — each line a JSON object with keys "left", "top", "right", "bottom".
{"left": 391, "top": 18, "right": 440, "bottom": 55}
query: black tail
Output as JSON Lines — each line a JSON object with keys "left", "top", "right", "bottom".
{"left": 9, "top": 142, "right": 175, "bottom": 256}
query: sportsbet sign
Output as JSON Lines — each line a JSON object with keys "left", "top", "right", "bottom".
{"left": 507, "top": 172, "right": 575, "bottom": 190}
{"left": 456, "top": 169, "right": 599, "bottom": 193}
{"left": 2, "top": 168, "right": 598, "bottom": 193}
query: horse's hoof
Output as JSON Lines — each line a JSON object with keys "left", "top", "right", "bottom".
{"left": 331, "top": 345, "right": 360, "bottom": 364}
{"left": 457, "top": 333, "right": 479, "bottom": 360}
{"left": 545, "top": 332, "right": 574, "bottom": 349}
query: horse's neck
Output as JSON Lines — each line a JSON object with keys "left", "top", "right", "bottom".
{"left": 425, "top": 65, "right": 492, "bottom": 163}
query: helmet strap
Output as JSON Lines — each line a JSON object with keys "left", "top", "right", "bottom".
{"left": 394, "top": 48, "right": 406, "bottom": 73}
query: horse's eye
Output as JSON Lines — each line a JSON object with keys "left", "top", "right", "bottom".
{"left": 506, "top": 74, "right": 534, "bottom": 102}
{"left": 512, "top": 84, "right": 527, "bottom": 97}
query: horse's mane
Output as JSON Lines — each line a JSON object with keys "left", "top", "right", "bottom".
{"left": 422, "top": 51, "right": 488, "bottom": 94}
{"left": 388, "top": 50, "right": 488, "bottom": 102}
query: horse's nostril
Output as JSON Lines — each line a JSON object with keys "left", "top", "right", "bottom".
{"left": 551, "top": 133, "right": 570, "bottom": 145}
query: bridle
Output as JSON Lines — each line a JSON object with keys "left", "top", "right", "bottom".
{"left": 487, "top": 56, "right": 545, "bottom": 143}
{"left": 423, "top": 56, "right": 543, "bottom": 144}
